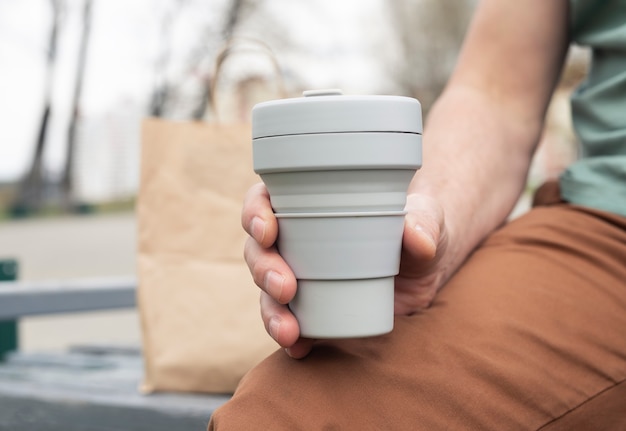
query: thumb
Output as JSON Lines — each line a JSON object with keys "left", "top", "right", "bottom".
{"left": 402, "top": 193, "right": 445, "bottom": 264}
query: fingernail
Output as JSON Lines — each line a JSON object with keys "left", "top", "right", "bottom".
{"left": 269, "top": 316, "right": 281, "bottom": 340}
{"left": 250, "top": 217, "right": 266, "bottom": 243}
{"left": 264, "top": 270, "right": 285, "bottom": 302}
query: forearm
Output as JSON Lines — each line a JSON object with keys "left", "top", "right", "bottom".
{"left": 406, "top": 0, "right": 570, "bottom": 278}
{"left": 409, "top": 83, "right": 543, "bottom": 273}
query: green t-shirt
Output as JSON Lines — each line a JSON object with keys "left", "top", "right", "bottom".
{"left": 559, "top": 0, "right": 626, "bottom": 216}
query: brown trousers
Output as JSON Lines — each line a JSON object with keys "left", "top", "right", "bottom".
{"left": 209, "top": 194, "right": 626, "bottom": 430}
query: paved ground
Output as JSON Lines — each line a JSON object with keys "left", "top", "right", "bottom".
{"left": 0, "top": 212, "right": 140, "bottom": 352}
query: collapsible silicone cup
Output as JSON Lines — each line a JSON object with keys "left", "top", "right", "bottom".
{"left": 252, "top": 90, "right": 422, "bottom": 338}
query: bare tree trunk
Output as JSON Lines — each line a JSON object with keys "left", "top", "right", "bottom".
{"left": 221, "top": 0, "right": 244, "bottom": 40}
{"left": 10, "top": 0, "right": 62, "bottom": 217}
{"left": 149, "top": 1, "right": 180, "bottom": 118}
{"left": 190, "top": 0, "right": 253, "bottom": 120}
{"left": 149, "top": 0, "right": 265, "bottom": 121}
{"left": 61, "top": 0, "right": 92, "bottom": 211}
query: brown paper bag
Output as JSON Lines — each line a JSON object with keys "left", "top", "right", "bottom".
{"left": 137, "top": 40, "right": 284, "bottom": 394}
{"left": 137, "top": 118, "right": 277, "bottom": 394}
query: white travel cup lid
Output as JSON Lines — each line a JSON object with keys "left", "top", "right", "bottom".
{"left": 252, "top": 89, "right": 422, "bottom": 139}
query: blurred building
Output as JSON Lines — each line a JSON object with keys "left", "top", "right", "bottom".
{"left": 73, "top": 100, "right": 142, "bottom": 204}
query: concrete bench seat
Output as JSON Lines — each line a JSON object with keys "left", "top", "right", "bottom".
{"left": 0, "top": 277, "right": 230, "bottom": 430}
{"left": 0, "top": 345, "right": 230, "bottom": 430}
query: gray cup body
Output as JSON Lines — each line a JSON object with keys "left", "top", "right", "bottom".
{"left": 252, "top": 91, "right": 422, "bottom": 338}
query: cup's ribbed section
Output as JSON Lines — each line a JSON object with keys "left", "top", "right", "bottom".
{"left": 275, "top": 211, "right": 406, "bottom": 280}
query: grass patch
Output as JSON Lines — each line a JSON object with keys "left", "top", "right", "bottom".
{"left": 0, "top": 180, "right": 137, "bottom": 222}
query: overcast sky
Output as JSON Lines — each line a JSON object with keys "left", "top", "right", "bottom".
{"left": 0, "top": 0, "right": 389, "bottom": 182}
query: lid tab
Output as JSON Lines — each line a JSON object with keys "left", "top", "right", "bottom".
{"left": 302, "top": 89, "right": 343, "bottom": 97}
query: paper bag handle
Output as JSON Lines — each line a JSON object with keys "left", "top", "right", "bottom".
{"left": 208, "top": 37, "right": 287, "bottom": 121}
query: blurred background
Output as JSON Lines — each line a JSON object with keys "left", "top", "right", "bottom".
{"left": 0, "top": 0, "right": 587, "bottom": 353}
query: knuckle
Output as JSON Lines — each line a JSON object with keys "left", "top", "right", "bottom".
{"left": 260, "top": 292, "right": 271, "bottom": 326}
{"left": 244, "top": 239, "right": 265, "bottom": 288}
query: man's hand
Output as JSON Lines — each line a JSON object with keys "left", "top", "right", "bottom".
{"left": 242, "top": 184, "right": 449, "bottom": 358}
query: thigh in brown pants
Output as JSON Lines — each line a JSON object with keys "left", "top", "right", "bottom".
{"left": 209, "top": 203, "right": 626, "bottom": 431}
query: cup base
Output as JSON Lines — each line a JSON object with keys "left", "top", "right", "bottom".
{"left": 290, "top": 277, "right": 394, "bottom": 339}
